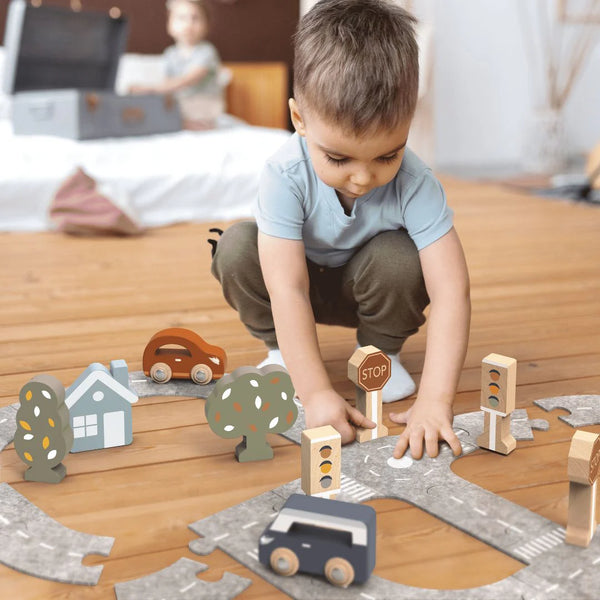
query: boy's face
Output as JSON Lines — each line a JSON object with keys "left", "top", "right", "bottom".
{"left": 167, "top": 1, "right": 207, "bottom": 47}
{"left": 289, "top": 99, "right": 411, "bottom": 205}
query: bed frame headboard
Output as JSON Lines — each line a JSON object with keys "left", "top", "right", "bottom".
{"left": 225, "top": 61, "right": 289, "bottom": 130}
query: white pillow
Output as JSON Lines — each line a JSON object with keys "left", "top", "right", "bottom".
{"left": 115, "top": 52, "right": 232, "bottom": 95}
{"left": 115, "top": 53, "right": 165, "bottom": 95}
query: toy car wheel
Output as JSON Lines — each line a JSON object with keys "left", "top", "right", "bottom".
{"left": 269, "top": 547, "right": 299, "bottom": 577}
{"left": 150, "top": 362, "right": 172, "bottom": 384}
{"left": 190, "top": 363, "right": 213, "bottom": 384}
{"left": 324, "top": 557, "right": 355, "bottom": 587}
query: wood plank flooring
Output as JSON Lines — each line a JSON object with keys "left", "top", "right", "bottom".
{"left": 1, "top": 177, "right": 599, "bottom": 598}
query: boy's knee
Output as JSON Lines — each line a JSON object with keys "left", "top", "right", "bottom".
{"left": 211, "top": 221, "right": 259, "bottom": 281}
{"left": 354, "top": 229, "right": 424, "bottom": 288}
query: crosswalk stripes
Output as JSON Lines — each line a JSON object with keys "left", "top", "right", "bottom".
{"left": 513, "top": 527, "right": 566, "bottom": 561}
{"left": 340, "top": 474, "right": 376, "bottom": 502}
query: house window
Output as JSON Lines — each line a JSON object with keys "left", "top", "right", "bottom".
{"left": 73, "top": 414, "right": 98, "bottom": 438}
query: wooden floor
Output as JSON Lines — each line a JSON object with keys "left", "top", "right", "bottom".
{"left": 1, "top": 177, "right": 600, "bottom": 599}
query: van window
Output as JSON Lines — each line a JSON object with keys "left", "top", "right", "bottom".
{"left": 270, "top": 508, "right": 368, "bottom": 545}
{"left": 289, "top": 522, "right": 353, "bottom": 547}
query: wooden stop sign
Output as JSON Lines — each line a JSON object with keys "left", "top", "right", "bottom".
{"left": 348, "top": 345, "right": 391, "bottom": 392}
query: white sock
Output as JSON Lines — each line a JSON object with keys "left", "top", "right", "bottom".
{"left": 257, "top": 348, "right": 287, "bottom": 369}
{"left": 381, "top": 351, "right": 416, "bottom": 402}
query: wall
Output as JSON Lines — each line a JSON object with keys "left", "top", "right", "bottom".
{"left": 301, "top": 0, "right": 600, "bottom": 170}
{"left": 432, "top": 0, "right": 600, "bottom": 170}
{"left": 0, "top": 0, "right": 298, "bottom": 62}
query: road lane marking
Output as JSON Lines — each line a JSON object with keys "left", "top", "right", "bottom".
{"left": 497, "top": 519, "right": 522, "bottom": 534}
{"left": 180, "top": 582, "right": 197, "bottom": 593}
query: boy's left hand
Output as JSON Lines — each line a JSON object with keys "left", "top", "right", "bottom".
{"left": 389, "top": 399, "right": 462, "bottom": 459}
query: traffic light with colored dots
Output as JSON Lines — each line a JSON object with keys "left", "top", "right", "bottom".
{"left": 301, "top": 425, "right": 341, "bottom": 499}
{"left": 477, "top": 353, "right": 517, "bottom": 455}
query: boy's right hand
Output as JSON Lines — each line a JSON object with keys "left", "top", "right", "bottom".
{"left": 302, "top": 389, "right": 376, "bottom": 444}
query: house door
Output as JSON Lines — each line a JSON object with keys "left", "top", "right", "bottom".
{"left": 103, "top": 411, "right": 125, "bottom": 448}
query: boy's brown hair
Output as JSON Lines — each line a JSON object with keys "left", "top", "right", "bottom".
{"left": 293, "top": 0, "right": 419, "bottom": 135}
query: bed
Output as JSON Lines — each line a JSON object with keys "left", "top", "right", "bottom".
{"left": 0, "top": 54, "right": 291, "bottom": 232}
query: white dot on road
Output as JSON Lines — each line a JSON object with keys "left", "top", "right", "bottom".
{"left": 387, "top": 456, "right": 413, "bottom": 469}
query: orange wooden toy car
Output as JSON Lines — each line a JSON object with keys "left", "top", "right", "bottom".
{"left": 142, "top": 328, "right": 226, "bottom": 384}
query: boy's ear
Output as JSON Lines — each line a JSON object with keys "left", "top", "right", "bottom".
{"left": 289, "top": 98, "right": 306, "bottom": 136}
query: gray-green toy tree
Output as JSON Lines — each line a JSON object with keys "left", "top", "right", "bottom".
{"left": 205, "top": 364, "right": 298, "bottom": 462}
{"left": 15, "top": 374, "right": 74, "bottom": 483}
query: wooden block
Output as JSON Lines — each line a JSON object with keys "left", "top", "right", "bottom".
{"left": 301, "top": 425, "right": 341, "bottom": 499}
{"left": 565, "top": 430, "right": 600, "bottom": 547}
{"left": 477, "top": 354, "right": 517, "bottom": 455}
{"left": 348, "top": 346, "right": 390, "bottom": 443}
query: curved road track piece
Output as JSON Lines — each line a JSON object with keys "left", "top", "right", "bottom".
{"left": 114, "top": 557, "right": 251, "bottom": 600}
{"left": 0, "top": 482, "right": 114, "bottom": 585}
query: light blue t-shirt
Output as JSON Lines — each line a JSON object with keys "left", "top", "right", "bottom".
{"left": 254, "top": 133, "right": 453, "bottom": 268}
{"left": 164, "top": 42, "right": 221, "bottom": 98}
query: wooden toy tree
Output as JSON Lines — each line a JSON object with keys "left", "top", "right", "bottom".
{"left": 205, "top": 365, "right": 298, "bottom": 462}
{"left": 15, "top": 374, "right": 74, "bottom": 483}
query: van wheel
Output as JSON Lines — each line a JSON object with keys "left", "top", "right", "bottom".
{"left": 324, "top": 557, "right": 355, "bottom": 587}
{"left": 191, "top": 364, "right": 213, "bottom": 384}
{"left": 150, "top": 362, "right": 172, "bottom": 383}
{"left": 270, "top": 547, "right": 299, "bottom": 576}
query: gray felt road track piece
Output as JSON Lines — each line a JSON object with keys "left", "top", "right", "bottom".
{"left": 0, "top": 403, "right": 18, "bottom": 451}
{"left": 0, "top": 482, "right": 114, "bottom": 585}
{"left": 128, "top": 371, "right": 217, "bottom": 399}
{"left": 114, "top": 557, "right": 251, "bottom": 600}
{"left": 453, "top": 408, "right": 548, "bottom": 442}
{"left": 534, "top": 395, "right": 600, "bottom": 428}
{"left": 281, "top": 406, "right": 548, "bottom": 446}
{"left": 188, "top": 405, "right": 600, "bottom": 599}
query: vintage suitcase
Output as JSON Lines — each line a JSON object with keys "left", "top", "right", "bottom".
{"left": 2, "top": 0, "right": 181, "bottom": 139}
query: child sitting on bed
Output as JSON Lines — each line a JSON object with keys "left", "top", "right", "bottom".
{"left": 130, "top": 0, "right": 224, "bottom": 128}
{"left": 211, "top": 0, "right": 471, "bottom": 460}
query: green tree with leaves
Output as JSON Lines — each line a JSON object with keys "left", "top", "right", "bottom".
{"left": 206, "top": 365, "right": 298, "bottom": 462}
{"left": 15, "top": 374, "right": 74, "bottom": 483}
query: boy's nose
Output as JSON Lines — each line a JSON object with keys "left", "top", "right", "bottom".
{"left": 350, "top": 168, "right": 372, "bottom": 186}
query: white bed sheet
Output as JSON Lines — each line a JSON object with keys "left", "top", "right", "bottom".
{"left": 0, "top": 118, "right": 290, "bottom": 232}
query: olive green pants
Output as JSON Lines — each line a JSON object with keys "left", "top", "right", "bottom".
{"left": 210, "top": 221, "right": 429, "bottom": 354}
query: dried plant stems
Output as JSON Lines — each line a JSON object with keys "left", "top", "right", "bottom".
{"left": 519, "top": 0, "right": 600, "bottom": 111}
